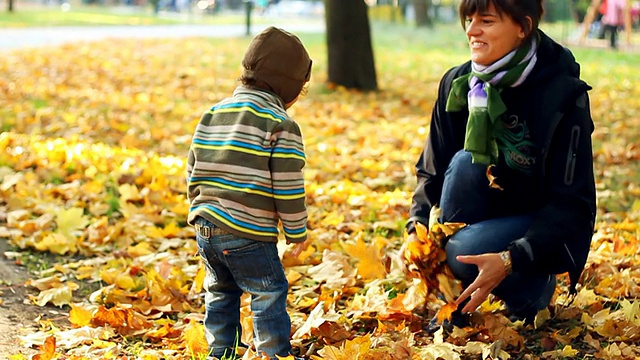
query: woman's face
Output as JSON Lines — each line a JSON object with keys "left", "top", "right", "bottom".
{"left": 465, "top": 2, "right": 526, "bottom": 66}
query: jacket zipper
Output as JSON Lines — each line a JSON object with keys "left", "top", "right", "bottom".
{"left": 564, "top": 125, "right": 580, "bottom": 185}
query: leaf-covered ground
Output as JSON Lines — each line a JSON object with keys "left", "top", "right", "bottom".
{"left": 0, "top": 30, "right": 639, "bottom": 360}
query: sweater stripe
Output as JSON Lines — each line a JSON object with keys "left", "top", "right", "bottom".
{"left": 209, "top": 102, "right": 286, "bottom": 123}
{"left": 192, "top": 139, "right": 305, "bottom": 160}
{"left": 193, "top": 204, "right": 279, "bottom": 236}
{"left": 189, "top": 177, "right": 305, "bottom": 198}
{"left": 191, "top": 204, "right": 307, "bottom": 237}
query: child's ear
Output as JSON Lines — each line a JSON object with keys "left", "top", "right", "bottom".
{"left": 284, "top": 96, "right": 299, "bottom": 109}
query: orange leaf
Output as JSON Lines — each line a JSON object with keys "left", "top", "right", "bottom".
{"left": 404, "top": 239, "right": 428, "bottom": 262}
{"left": 33, "top": 336, "right": 56, "bottom": 360}
{"left": 436, "top": 302, "right": 459, "bottom": 324}
{"left": 91, "top": 305, "right": 152, "bottom": 335}
{"left": 486, "top": 165, "right": 504, "bottom": 190}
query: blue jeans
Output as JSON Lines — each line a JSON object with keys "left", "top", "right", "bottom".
{"left": 440, "top": 150, "right": 555, "bottom": 316}
{"left": 194, "top": 217, "right": 292, "bottom": 360}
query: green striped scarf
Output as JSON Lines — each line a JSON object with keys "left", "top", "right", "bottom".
{"left": 445, "top": 35, "right": 539, "bottom": 165}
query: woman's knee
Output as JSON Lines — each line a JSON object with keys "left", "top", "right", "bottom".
{"left": 440, "top": 150, "right": 493, "bottom": 223}
{"left": 445, "top": 238, "right": 479, "bottom": 284}
{"left": 445, "top": 150, "right": 482, "bottom": 179}
{"left": 444, "top": 216, "right": 533, "bottom": 285}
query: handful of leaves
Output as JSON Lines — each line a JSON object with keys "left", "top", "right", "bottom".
{"left": 402, "top": 207, "right": 467, "bottom": 320}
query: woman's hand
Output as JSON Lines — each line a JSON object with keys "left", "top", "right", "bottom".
{"left": 400, "top": 232, "right": 419, "bottom": 256}
{"left": 455, "top": 253, "right": 509, "bottom": 313}
{"left": 399, "top": 232, "right": 420, "bottom": 274}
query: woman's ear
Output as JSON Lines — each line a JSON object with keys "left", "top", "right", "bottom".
{"left": 520, "top": 16, "right": 533, "bottom": 39}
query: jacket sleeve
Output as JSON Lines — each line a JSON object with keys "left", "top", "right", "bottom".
{"left": 408, "top": 66, "right": 467, "bottom": 233}
{"left": 508, "top": 91, "right": 596, "bottom": 290}
{"left": 270, "top": 119, "right": 308, "bottom": 243}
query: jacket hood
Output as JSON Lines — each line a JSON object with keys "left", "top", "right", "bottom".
{"left": 524, "top": 30, "right": 582, "bottom": 86}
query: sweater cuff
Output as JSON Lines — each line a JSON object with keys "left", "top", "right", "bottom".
{"left": 507, "top": 237, "right": 534, "bottom": 273}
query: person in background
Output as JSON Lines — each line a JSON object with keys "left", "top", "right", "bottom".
{"left": 601, "top": 0, "right": 628, "bottom": 49}
{"left": 186, "top": 26, "right": 312, "bottom": 359}
{"left": 404, "top": 0, "right": 596, "bottom": 332}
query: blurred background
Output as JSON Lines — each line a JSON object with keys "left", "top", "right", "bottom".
{"left": 2, "top": 0, "right": 639, "bottom": 49}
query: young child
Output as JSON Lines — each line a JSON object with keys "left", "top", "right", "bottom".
{"left": 186, "top": 27, "right": 312, "bottom": 360}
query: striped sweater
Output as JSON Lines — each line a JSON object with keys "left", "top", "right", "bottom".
{"left": 186, "top": 86, "right": 308, "bottom": 243}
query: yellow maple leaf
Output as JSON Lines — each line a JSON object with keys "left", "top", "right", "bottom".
{"left": 316, "top": 334, "right": 372, "bottom": 359}
{"left": 402, "top": 278, "right": 428, "bottom": 312}
{"left": 127, "top": 241, "right": 154, "bottom": 257}
{"left": 342, "top": 234, "right": 386, "bottom": 280}
{"left": 34, "top": 232, "right": 77, "bottom": 255}
{"left": 100, "top": 268, "right": 140, "bottom": 291}
{"left": 415, "top": 221, "right": 429, "bottom": 241}
{"left": 619, "top": 298, "right": 640, "bottom": 325}
{"left": 26, "top": 275, "right": 64, "bottom": 291}
{"left": 160, "top": 222, "right": 181, "bottom": 238}
{"left": 56, "top": 207, "right": 89, "bottom": 239}
{"left": 542, "top": 345, "right": 579, "bottom": 358}
{"left": 558, "top": 345, "right": 579, "bottom": 357}
{"left": 189, "top": 262, "right": 206, "bottom": 295}
{"left": 182, "top": 321, "right": 209, "bottom": 358}
{"left": 118, "top": 183, "right": 142, "bottom": 202}
{"left": 321, "top": 211, "right": 345, "bottom": 227}
{"left": 483, "top": 313, "right": 525, "bottom": 348}
{"left": 437, "top": 273, "right": 461, "bottom": 303}
{"left": 8, "top": 354, "right": 28, "bottom": 360}
{"left": 286, "top": 269, "right": 304, "bottom": 285}
{"left": 114, "top": 273, "right": 138, "bottom": 290}
{"left": 31, "top": 281, "right": 79, "bottom": 307}
{"left": 69, "top": 304, "right": 95, "bottom": 327}
{"left": 430, "top": 222, "right": 467, "bottom": 241}
{"left": 146, "top": 222, "right": 181, "bottom": 239}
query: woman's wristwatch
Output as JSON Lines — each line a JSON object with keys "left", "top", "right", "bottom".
{"left": 499, "top": 250, "right": 513, "bottom": 275}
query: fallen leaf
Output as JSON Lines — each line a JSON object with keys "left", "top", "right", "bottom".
{"left": 32, "top": 335, "right": 56, "bottom": 360}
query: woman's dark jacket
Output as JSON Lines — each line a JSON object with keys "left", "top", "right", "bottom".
{"left": 408, "top": 31, "right": 597, "bottom": 294}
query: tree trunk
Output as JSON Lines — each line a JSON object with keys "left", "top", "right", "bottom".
{"left": 8, "top": 0, "right": 14, "bottom": 12}
{"left": 325, "top": 0, "right": 377, "bottom": 91}
{"left": 412, "top": 0, "right": 432, "bottom": 27}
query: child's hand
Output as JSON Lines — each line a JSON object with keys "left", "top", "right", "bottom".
{"left": 288, "top": 241, "right": 309, "bottom": 258}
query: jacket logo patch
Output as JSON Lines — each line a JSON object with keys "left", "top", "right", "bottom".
{"left": 495, "top": 115, "right": 536, "bottom": 174}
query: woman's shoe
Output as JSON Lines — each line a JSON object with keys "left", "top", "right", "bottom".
{"left": 508, "top": 309, "right": 537, "bottom": 325}
{"left": 424, "top": 309, "right": 471, "bottom": 334}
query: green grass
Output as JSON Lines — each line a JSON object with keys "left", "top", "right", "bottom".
{"left": 0, "top": 6, "right": 180, "bottom": 26}
{"left": 0, "top": 3, "right": 276, "bottom": 27}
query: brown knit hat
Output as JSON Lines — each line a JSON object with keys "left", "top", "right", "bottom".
{"left": 242, "top": 27, "right": 312, "bottom": 103}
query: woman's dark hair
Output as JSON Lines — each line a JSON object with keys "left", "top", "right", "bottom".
{"left": 459, "top": 0, "right": 544, "bottom": 39}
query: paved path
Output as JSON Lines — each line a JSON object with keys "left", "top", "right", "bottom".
{"left": 0, "top": 22, "right": 325, "bottom": 51}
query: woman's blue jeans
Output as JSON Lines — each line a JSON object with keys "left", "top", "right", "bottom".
{"left": 195, "top": 217, "right": 292, "bottom": 360}
{"left": 440, "top": 150, "right": 555, "bottom": 316}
